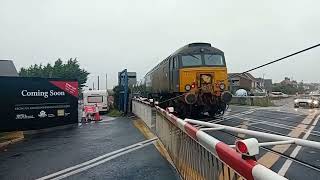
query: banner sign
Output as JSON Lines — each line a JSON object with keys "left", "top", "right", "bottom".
{"left": 84, "top": 106, "right": 97, "bottom": 113}
{"left": 0, "top": 77, "right": 78, "bottom": 132}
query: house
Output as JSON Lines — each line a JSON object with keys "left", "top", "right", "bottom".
{"left": 263, "top": 79, "right": 273, "bottom": 93}
{"left": 255, "top": 78, "right": 272, "bottom": 93}
{"left": 255, "top": 78, "right": 265, "bottom": 90}
{"left": 0, "top": 60, "right": 19, "bottom": 77}
{"left": 228, "top": 73, "right": 258, "bottom": 93}
{"left": 280, "top": 77, "right": 298, "bottom": 88}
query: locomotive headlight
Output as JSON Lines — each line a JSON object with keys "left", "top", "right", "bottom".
{"left": 185, "top": 84, "right": 191, "bottom": 91}
{"left": 219, "top": 83, "right": 225, "bottom": 90}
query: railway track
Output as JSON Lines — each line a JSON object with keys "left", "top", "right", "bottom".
{"left": 186, "top": 107, "right": 320, "bottom": 177}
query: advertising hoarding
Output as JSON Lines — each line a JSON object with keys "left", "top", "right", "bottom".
{"left": 0, "top": 77, "right": 78, "bottom": 132}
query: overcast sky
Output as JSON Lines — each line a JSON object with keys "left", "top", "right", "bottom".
{"left": 1, "top": 0, "right": 320, "bottom": 89}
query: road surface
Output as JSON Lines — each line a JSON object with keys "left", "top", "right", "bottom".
{"left": 203, "top": 98, "right": 320, "bottom": 180}
{"left": 0, "top": 116, "right": 179, "bottom": 180}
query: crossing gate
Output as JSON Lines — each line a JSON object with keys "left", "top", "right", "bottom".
{"left": 132, "top": 98, "right": 287, "bottom": 180}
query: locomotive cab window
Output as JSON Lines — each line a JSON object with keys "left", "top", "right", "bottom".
{"left": 173, "top": 56, "right": 178, "bottom": 69}
{"left": 181, "top": 54, "right": 202, "bottom": 67}
{"left": 204, "top": 54, "right": 225, "bottom": 66}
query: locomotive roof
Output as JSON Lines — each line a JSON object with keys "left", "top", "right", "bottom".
{"left": 145, "top": 42, "right": 224, "bottom": 76}
{"left": 171, "top": 42, "right": 224, "bottom": 56}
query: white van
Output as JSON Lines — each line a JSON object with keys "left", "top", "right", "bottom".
{"left": 83, "top": 90, "right": 109, "bottom": 113}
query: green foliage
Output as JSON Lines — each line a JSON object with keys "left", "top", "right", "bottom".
{"left": 107, "top": 109, "right": 123, "bottom": 117}
{"left": 113, "top": 85, "right": 120, "bottom": 109}
{"left": 272, "top": 83, "right": 300, "bottom": 95}
{"left": 112, "top": 85, "right": 132, "bottom": 112}
{"left": 19, "top": 58, "right": 89, "bottom": 88}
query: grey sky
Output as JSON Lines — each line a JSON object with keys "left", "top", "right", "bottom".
{"left": 1, "top": 0, "right": 320, "bottom": 89}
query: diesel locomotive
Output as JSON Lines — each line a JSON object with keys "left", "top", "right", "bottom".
{"left": 142, "top": 42, "right": 232, "bottom": 117}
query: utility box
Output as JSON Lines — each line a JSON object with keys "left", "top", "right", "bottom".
{"left": 118, "top": 71, "right": 136, "bottom": 87}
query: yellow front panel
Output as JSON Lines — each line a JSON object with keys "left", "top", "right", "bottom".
{"left": 179, "top": 67, "right": 228, "bottom": 93}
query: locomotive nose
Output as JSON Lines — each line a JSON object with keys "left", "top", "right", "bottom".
{"left": 221, "top": 91, "right": 232, "bottom": 103}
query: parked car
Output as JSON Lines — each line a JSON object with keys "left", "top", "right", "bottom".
{"left": 294, "top": 96, "right": 319, "bottom": 108}
{"left": 270, "top": 92, "right": 289, "bottom": 98}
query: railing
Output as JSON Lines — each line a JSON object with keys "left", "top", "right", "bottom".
{"left": 132, "top": 99, "right": 287, "bottom": 180}
{"left": 156, "top": 108, "right": 243, "bottom": 180}
{"left": 132, "top": 98, "right": 154, "bottom": 129}
{"left": 230, "top": 96, "right": 272, "bottom": 106}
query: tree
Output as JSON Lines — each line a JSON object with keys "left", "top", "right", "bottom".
{"left": 272, "top": 83, "right": 300, "bottom": 95}
{"left": 19, "top": 58, "right": 90, "bottom": 88}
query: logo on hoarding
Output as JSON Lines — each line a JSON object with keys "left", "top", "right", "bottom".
{"left": 48, "top": 114, "right": 55, "bottom": 118}
{"left": 16, "top": 114, "right": 35, "bottom": 119}
{"left": 57, "top": 109, "right": 65, "bottom": 117}
{"left": 38, "top": 110, "right": 47, "bottom": 118}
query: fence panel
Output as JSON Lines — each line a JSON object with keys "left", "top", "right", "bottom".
{"left": 132, "top": 99, "right": 287, "bottom": 180}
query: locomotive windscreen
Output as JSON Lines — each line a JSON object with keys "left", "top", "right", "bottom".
{"left": 181, "top": 54, "right": 225, "bottom": 67}
{"left": 181, "top": 55, "right": 202, "bottom": 67}
{"left": 204, "top": 54, "right": 224, "bottom": 66}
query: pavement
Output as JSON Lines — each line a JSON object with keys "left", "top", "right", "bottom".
{"left": 0, "top": 131, "right": 24, "bottom": 148}
{"left": 203, "top": 97, "right": 320, "bottom": 180}
{"left": 0, "top": 116, "right": 179, "bottom": 180}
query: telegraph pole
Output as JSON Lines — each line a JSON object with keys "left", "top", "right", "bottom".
{"left": 106, "top": 73, "right": 108, "bottom": 90}
{"left": 98, "top": 76, "right": 100, "bottom": 90}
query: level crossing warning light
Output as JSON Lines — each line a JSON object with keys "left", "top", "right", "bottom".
{"left": 235, "top": 138, "right": 259, "bottom": 157}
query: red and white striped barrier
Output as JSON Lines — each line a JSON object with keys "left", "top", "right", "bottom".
{"left": 155, "top": 106, "right": 287, "bottom": 180}
{"left": 82, "top": 105, "right": 101, "bottom": 121}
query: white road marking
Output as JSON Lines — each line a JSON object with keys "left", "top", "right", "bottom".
{"left": 99, "top": 117, "right": 116, "bottom": 122}
{"left": 217, "top": 110, "right": 318, "bottom": 136}
{"left": 208, "top": 109, "right": 256, "bottom": 124}
{"left": 36, "top": 138, "right": 157, "bottom": 180}
{"left": 51, "top": 141, "right": 156, "bottom": 180}
{"left": 192, "top": 109, "right": 255, "bottom": 128}
{"left": 280, "top": 117, "right": 291, "bottom": 120}
{"left": 77, "top": 117, "right": 117, "bottom": 126}
{"left": 278, "top": 114, "right": 320, "bottom": 176}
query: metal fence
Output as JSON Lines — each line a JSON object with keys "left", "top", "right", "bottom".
{"left": 155, "top": 110, "right": 243, "bottom": 180}
{"left": 132, "top": 99, "right": 154, "bottom": 129}
{"left": 132, "top": 99, "right": 287, "bottom": 180}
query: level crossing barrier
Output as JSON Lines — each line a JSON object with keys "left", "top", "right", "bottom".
{"left": 132, "top": 98, "right": 287, "bottom": 180}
